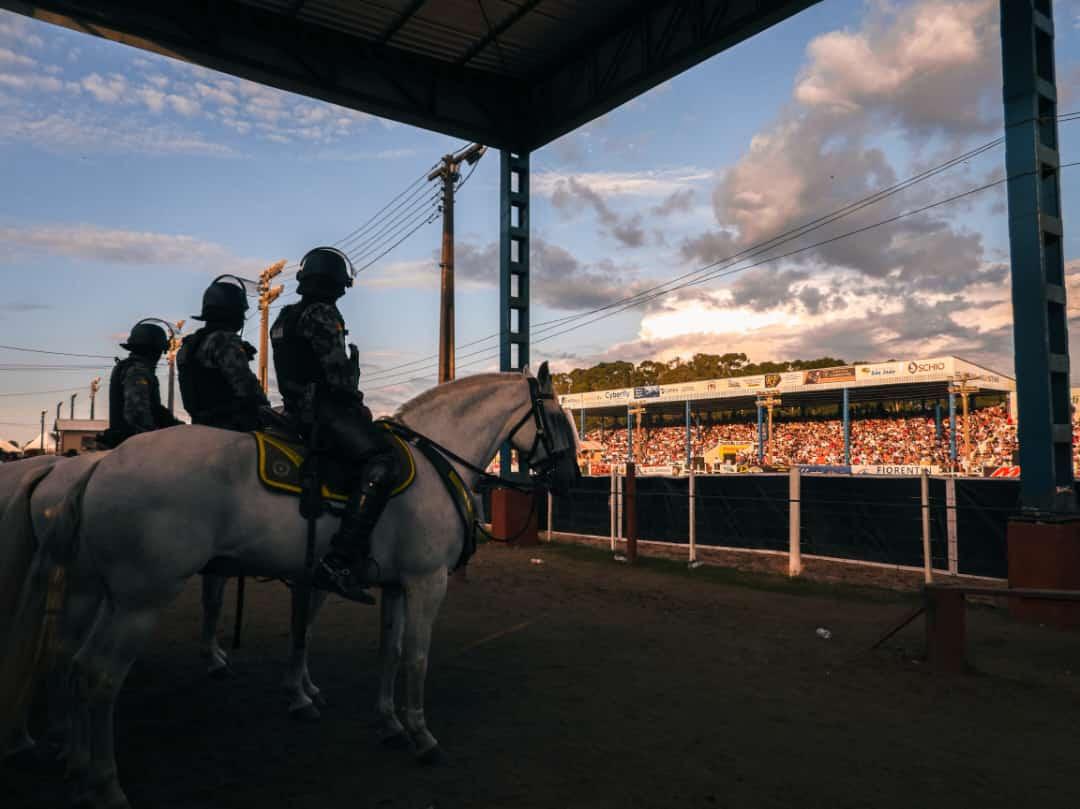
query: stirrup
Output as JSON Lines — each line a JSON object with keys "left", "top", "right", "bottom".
{"left": 312, "top": 559, "right": 376, "bottom": 605}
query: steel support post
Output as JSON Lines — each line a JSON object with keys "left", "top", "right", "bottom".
{"left": 842, "top": 387, "right": 851, "bottom": 466}
{"left": 949, "top": 391, "right": 958, "bottom": 463}
{"left": 499, "top": 150, "right": 530, "bottom": 477}
{"left": 685, "top": 400, "right": 692, "bottom": 469}
{"left": 626, "top": 406, "right": 633, "bottom": 462}
{"left": 1002, "top": 0, "right": 1073, "bottom": 512}
{"left": 935, "top": 403, "right": 943, "bottom": 442}
{"left": 756, "top": 403, "right": 765, "bottom": 464}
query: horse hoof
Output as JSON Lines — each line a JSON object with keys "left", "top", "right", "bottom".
{"left": 290, "top": 704, "right": 321, "bottom": 723}
{"left": 379, "top": 731, "right": 410, "bottom": 750}
{"left": 415, "top": 745, "right": 442, "bottom": 766}
{"left": 208, "top": 665, "right": 233, "bottom": 681}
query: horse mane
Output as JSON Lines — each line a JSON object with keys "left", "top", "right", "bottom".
{"left": 393, "top": 372, "right": 518, "bottom": 417}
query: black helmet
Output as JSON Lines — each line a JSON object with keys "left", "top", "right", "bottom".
{"left": 193, "top": 275, "right": 249, "bottom": 324}
{"left": 120, "top": 320, "right": 169, "bottom": 354}
{"left": 296, "top": 247, "right": 354, "bottom": 299}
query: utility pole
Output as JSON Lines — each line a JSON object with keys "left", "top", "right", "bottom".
{"left": 257, "top": 260, "right": 287, "bottom": 393}
{"left": 89, "top": 377, "right": 101, "bottom": 420}
{"left": 69, "top": 393, "right": 77, "bottom": 419}
{"left": 166, "top": 320, "right": 185, "bottom": 414}
{"left": 428, "top": 142, "right": 486, "bottom": 383}
{"left": 949, "top": 373, "right": 979, "bottom": 468}
{"left": 54, "top": 401, "right": 61, "bottom": 455}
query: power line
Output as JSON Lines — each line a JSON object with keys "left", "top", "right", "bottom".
{"left": 0, "top": 386, "right": 84, "bottom": 397}
{"left": 0, "top": 343, "right": 112, "bottom": 359}
{"left": 360, "top": 134, "right": 1008, "bottom": 383}
{"left": 364, "top": 160, "right": 1080, "bottom": 388}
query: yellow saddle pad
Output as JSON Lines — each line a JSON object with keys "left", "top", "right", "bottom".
{"left": 253, "top": 423, "right": 415, "bottom": 503}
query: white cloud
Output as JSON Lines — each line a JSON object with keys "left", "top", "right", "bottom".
{"left": 194, "top": 80, "right": 237, "bottom": 106}
{"left": 0, "top": 71, "right": 62, "bottom": 92}
{"left": 0, "top": 46, "right": 34, "bottom": 67}
{"left": 81, "top": 72, "right": 127, "bottom": 103}
{"left": 0, "top": 222, "right": 266, "bottom": 274}
{"left": 0, "top": 14, "right": 44, "bottom": 49}
{"left": 533, "top": 168, "right": 711, "bottom": 199}
{"left": 166, "top": 94, "right": 200, "bottom": 116}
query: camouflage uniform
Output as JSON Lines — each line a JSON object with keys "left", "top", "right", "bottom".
{"left": 177, "top": 327, "right": 268, "bottom": 431}
{"left": 101, "top": 354, "right": 181, "bottom": 447}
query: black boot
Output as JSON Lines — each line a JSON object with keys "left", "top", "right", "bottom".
{"left": 312, "top": 485, "right": 389, "bottom": 604}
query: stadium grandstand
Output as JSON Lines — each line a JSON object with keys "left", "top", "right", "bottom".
{"left": 551, "top": 355, "right": 1047, "bottom": 478}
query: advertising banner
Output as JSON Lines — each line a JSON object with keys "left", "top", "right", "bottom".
{"left": 856, "top": 362, "right": 902, "bottom": 381}
{"left": 903, "top": 358, "right": 949, "bottom": 376}
{"left": 803, "top": 366, "right": 856, "bottom": 385}
{"left": 989, "top": 465, "right": 1021, "bottom": 478}
{"left": 798, "top": 465, "right": 852, "bottom": 474}
{"left": 851, "top": 464, "right": 942, "bottom": 476}
{"left": 764, "top": 373, "right": 782, "bottom": 389}
{"left": 633, "top": 385, "right": 661, "bottom": 400}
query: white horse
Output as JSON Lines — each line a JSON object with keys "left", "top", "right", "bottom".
{"left": 2, "top": 365, "right": 579, "bottom": 809}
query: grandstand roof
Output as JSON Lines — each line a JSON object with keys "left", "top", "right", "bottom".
{"left": 2, "top": 0, "right": 820, "bottom": 150}
{"left": 559, "top": 356, "right": 1014, "bottom": 416}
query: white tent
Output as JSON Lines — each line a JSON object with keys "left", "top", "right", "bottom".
{"left": 22, "top": 431, "right": 56, "bottom": 453}
{"left": 0, "top": 438, "right": 22, "bottom": 455}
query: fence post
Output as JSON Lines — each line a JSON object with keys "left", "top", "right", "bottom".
{"left": 946, "top": 477, "right": 958, "bottom": 575}
{"left": 609, "top": 465, "right": 616, "bottom": 552}
{"left": 789, "top": 465, "right": 802, "bottom": 577}
{"left": 625, "top": 462, "right": 638, "bottom": 564}
{"left": 921, "top": 469, "right": 933, "bottom": 583}
{"left": 546, "top": 490, "right": 553, "bottom": 542}
{"left": 615, "top": 470, "right": 623, "bottom": 555}
{"left": 689, "top": 466, "right": 697, "bottom": 565}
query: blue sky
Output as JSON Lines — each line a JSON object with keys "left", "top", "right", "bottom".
{"left": 2, "top": 0, "right": 1080, "bottom": 442}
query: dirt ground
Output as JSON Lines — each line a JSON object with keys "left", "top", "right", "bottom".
{"left": 6, "top": 541, "right": 1080, "bottom": 809}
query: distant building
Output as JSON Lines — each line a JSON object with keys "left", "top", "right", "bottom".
{"left": 0, "top": 438, "right": 22, "bottom": 460}
{"left": 54, "top": 419, "right": 108, "bottom": 455}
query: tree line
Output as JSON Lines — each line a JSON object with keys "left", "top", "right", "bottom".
{"left": 552, "top": 353, "right": 848, "bottom": 394}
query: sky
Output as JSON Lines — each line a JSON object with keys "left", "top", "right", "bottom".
{"left": 2, "top": 0, "right": 1080, "bottom": 442}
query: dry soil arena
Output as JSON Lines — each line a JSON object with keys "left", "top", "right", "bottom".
{"left": 7, "top": 541, "right": 1080, "bottom": 809}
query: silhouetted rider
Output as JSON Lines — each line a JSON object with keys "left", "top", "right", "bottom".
{"left": 99, "top": 321, "right": 183, "bottom": 448}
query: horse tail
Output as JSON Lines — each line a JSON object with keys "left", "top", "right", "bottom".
{"left": 0, "top": 457, "right": 99, "bottom": 740}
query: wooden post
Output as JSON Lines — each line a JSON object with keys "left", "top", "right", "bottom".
{"left": 921, "top": 469, "right": 932, "bottom": 583}
{"left": 789, "top": 464, "right": 802, "bottom": 577}
{"left": 546, "top": 490, "right": 553, "bottom": 542}
{"left": 625, "top": 462, "right": 637, "bottom": 564}
{"left": 688, "top": 466, "right": 697, "bottom": 564}
{"left": 925, "top": 588, "right": 966, "bottom": 673}
{"left": 615, "top": 471, "right": 623, "bottom": 554}
{"left": 946, "top": 477, "right": 958, "bottom": 575}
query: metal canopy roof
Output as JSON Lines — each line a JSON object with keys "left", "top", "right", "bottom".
{"left": 3, "top": 0, "right": 820, "bottom": 150}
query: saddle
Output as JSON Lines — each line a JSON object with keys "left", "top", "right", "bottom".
{"left": 253, "top": 421, "right": 415, "bottom": 509}
{"left": 249, "top": 419, "right": 477, "bottom": 570}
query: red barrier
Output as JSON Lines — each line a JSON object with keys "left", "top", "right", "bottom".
{"left": 490, "top": 487, "right": 539, "bottom": 546}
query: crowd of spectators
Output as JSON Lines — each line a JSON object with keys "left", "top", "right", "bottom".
{"left": 582, "top": 404, "right": 1021, "bottom": 472}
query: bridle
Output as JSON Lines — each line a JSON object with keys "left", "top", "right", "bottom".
{"left": 503, "top": 376, "right": 571, "bottom": 482}
{"left": 384, "top": 376, "right": 571, "bottom": 493}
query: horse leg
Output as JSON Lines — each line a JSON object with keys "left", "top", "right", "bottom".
{"left": 401, "top": 569, "right": 448, "bottom": 764}
{"left": 199, "top": 574, "right": 230, "bottom": 678}
{"left": 375, "top": 584, "right": 407, "bottom": 748}
{"left": 283, "top": 587, "right": 323, "bottom": 721}
{"left": 300, "top": 590, "right": 329, "bottom": 708}
{"left": 75, "top": 603, "right": 160, "bottom": 809}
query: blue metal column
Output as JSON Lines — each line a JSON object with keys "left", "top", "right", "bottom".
{"left": 842, "top": 387, "right": 851, "bottom": 466}
{"left": 499, "top": 150, "right": 529, "bottom": 476}
{"left": 935, "top": 404, "right": 943, "bottom": 442}
{"left": 579, "top": 409, "right": 585, "bottom": 440}
{"left": 626, "top": 406, "right": 633, "bottom": 462}
{"left": 949, "top": 391, "right": 957, "bottom": 463}
{"left": 685, "top": 400, "right": 692, "bottom": 468}
{"left": 756, "top": 404, "right": 765, "bottom": 464}
{"left": 1002, "top": 0, "right": 1073, "bottom": 512}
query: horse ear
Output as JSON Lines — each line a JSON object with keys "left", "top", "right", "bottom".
{"left": 537, "top": 361, "right": 551, "bottom": 391}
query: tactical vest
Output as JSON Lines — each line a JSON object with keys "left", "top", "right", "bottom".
{"left": 107, "top": 356, "right": 162, "bottom": 440}
{"left": 271, "top": 301, "right": 342, "bottom": 411}
{"left": 177, "top": 329, "right": 239, "bottom": 425}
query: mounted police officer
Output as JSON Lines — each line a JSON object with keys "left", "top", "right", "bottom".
{"left": 99, "top": 320, "right": 184, "bottom": 448}
{"left": 271, "top": 246, "right": 394, "bottom": 604}
{"left": 178, "top": 275, "right": 268, "bottom": 431}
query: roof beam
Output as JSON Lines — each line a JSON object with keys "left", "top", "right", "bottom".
{"left": 524, "top": 0, "right": 821, "bottom": 149}
{"left": 376, "top": 0, "right": 428, "bottom": 45}
{"left": 456, "top": 0, "right": 542, "bottom": 67}
{"left": 2, "top": 0, "right": 534, "bottom": 149}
